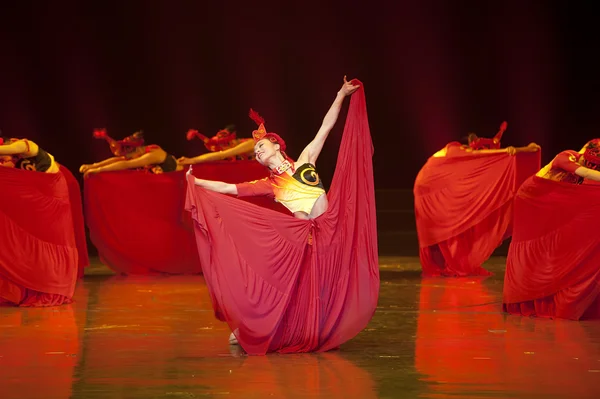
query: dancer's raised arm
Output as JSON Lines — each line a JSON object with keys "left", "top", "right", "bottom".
{"left": 297, "top": 76, "right": 360, "bottom": 165}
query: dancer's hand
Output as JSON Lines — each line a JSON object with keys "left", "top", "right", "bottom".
{"left": 527, "top": 142, "right": 541, "bottom": 151}
{"left": 80, "top": 164, "right": 94, "bottom": 173}
{"left": 186, "top": 165, "right": 193, "bottom": 177}
{"left": 83, "top": 168, "right": 99, "bottom": 179}
{"left": 338, "top": 75, "right": 360, "bottom": 96}
{"left": 506, "top": 146, "right": 517, "bottom": 156}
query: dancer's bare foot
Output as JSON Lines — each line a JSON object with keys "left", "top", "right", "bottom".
{"left": 229, "top": 331, "right": 239, "bottom": 345}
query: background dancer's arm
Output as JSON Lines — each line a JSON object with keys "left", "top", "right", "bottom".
{"left": 84, "top": 150, "right": 166, "bottom": 177}
{"left": 0, "top": 140, "right": 39, "bottom": 156}
{"left": 80, "top": 157, "right": 124, "bottom": 173}
{"left": 297, "top": 76, "right": 360, "bottom": 165}
{"left": 472, "top": 142, "right": 540, "bottom": 156}
{"left": 574, "top": 167, "right": 600, "bottom": 181}
{"left": 178, "top": 140, "right": 254, "bottom": 165}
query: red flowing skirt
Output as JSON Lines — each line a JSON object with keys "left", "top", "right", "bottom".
{"left": 59, "top": 164, "right": 90, "bottom": 278}
{"left": 83, "top": 163, "right": 286, "bottom": 275}
{"left": 503, "top": 176, "right": 600, "bottom": 320}
{"left": 415, "top": 151, "right": 541, "bottom": 276}
{"left": 185, "top": 81, "right": 379, "bottom": 355}
{"left": 84, "top": 170, "right": 201, "bottom": 275}
{"left": 0, "top": 167, "right": 79, "bottom": 306}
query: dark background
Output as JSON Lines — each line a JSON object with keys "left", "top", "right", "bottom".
{"left": 1, "top": 0, "right": 599, "bottom": 189}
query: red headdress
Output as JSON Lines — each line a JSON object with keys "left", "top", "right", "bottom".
{"left": 248, "top": 109, "right": 287, "bottom": 152}
{"left": 469, "top": 121, "right": 507, "bottom": 150}
{"left": 93, "top": 129, "right": 145, "bottom": 156}
{"left": 583, "top": 138, "right": 600, "bottom": 166}
{"left": 186, "top": 126, "right": 237, "bottom": 152}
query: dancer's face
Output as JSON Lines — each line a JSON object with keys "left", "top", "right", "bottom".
{"left": 0, "top": 155, "right": 15, "bottom": 168}
{"left": 254, "top": 139, "right": 280, "bottom": 165}
{"left": 121, "top": 146, "right": 145, "bottom": 159}
{"left": 581, "top": 158, "right": 600, "bottom": 171}
{"left": 0, "top": 139, "right": 18, "bottom": 167}
{"left": 467, "top": 133, "right": 478, "bottom": 145}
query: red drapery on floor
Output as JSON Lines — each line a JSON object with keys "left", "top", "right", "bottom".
{"left": 503, "top": 176, "right": 600, "bottom": 320}
{"left": 414, "top": 151, "right": 541, "bottom": 276}
{"left": 84, "top": 170, "right": 201, "bottom": 275}
{"left": 84, "top": 162, "right": 284, "bottom": 275}
{"left": 59, "top": 164, "right": 90, "bottom": 279}
{"left": 0, "top": 167, "right": 78, "bottom": 306}
{"left": 185, "top": 81, "right": 379, "bottom": 355}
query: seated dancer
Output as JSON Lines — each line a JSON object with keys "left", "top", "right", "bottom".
{"left": 534, "top": 139, "right": 600, "bottom": 184}
{"left": 185, "top": 77, "right": 380, "bottom": 354}
{"left": 80, "top": 129, "right": 183, "bottom": 177}
{"left": 503, "top": 139, "right": 600, "bottom": 320}
{"left": 1, "top": 136, "right": 80, "bottom": 306}
{"left": 414, "top": 122, "right": 541, "bottom": 277}
{"left": 431, "top": 123, "right": 539, "bottom": 158}
{"left": 0, "top": 134, "right": 89, "bottom": 279}
{"left": 177, "top": 125, "right": 255, "bottom": 165}
{"left": 0, "top": 135, "right": 59, "bottom": 173}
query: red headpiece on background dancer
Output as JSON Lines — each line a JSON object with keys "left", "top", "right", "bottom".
{"left": 582, "top": 138, "right": 600, "bottom": 168}
{"left": 248, "top": 109, "right": 288, "bottom": 152}
{"left": 0, "top": 131, "right": 18, "bottom": 147}
{"left": 186, "top": 125, "right": 238, "bottom": 152}
{"left": 93, "top": 129, "right": 145, "bottom": 156}
{"left": 469, "top": 121, "right": 507, "bottom": 150}
{"left": 0, "top": 131, "right": 17, "bottom": 166}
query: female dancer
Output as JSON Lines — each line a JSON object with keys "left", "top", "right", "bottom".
{"left": 534, "top": 139, "right": 600, "bottom": 183}
{"left": 80, "top": 129, "right": 183, "bottom": 177}
{"left": 0, "top": 136, "right": 59, "bottom": 173}
{"left": 503, "top": 139, "right": 600, "bottom": 320}
{"left": 177, "top": 125, "right": 255, "bottom": 165}
{"left": 188, "top": 77, "right": 359, "bottom": 219}
{"left": 431, "top": 122, "right": 540, "bottom": 158}
{"left": 185, "top": 76, "right": 379, "bottom": 354}
{"left": 1, "top": 136, "right": 81, "bottom": 306}
{"left": 415, "top": 122, "right": 541, "bottom": 277}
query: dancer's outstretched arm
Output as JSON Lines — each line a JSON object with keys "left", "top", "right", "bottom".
{"left": 471, "top": 142, "right": 540, "bottom": 156}
{"left": 84, "top": 150, "right": 165, "bottom": 177}
{"left": 80, "top": 157, "right": 123, "bottom": 173}
{"left": 187, "top": 167, "right": 238, "bottom": 194}
{"left": 297, "top": 76, "right": 360, "bottom": 165}
{"left": 0, "top": 139, "right": 39, "bottom": 156}
{"left": 178, "top": 140, "right": 255, "bottom": 165}
{"left": 575, "top": 166, "right": 600, "bottom": 181}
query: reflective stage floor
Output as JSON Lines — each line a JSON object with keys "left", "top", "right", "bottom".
{"left": 1, "top": 257, "right": 600, "bottom": 398}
